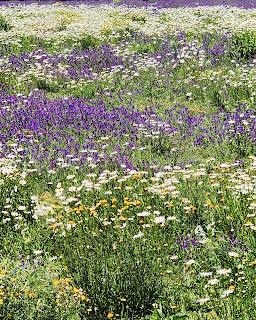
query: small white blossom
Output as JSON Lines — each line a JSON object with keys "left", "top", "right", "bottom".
{"left": 154, "top": 216, "right": 165, "bottom": 224}
{"left": 133, "top": 232, "right": 144, "bottom": 239}
{"left": 137, "top": 211, "right": 151, "bottom": 217}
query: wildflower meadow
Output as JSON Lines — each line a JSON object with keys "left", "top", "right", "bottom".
{"left": 0, "top": 1, "right": 256, "bottom": 319}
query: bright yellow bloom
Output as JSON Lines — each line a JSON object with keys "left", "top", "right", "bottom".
{"left": 132, "top": 173, "right": 142, "bottom": 179}
{"left": 111, "top": 198, "right": 117, "bottom": 205}
{"left": 89, "top": 207, "right": 97, "bottom": 216}
{"left": 96, "top": 199, "right": 108, "bottom": 207}
{"left": 72, "top": 205, "right": 84, "bottom": 214}
{"left": 134, "top": 200, "right": 142, "bottom": 206}
{"left": 118, "top": 206, "right": 129, "bottom": 213}
{"left": 73, "top": 287, "right": 80, "bottom": 294}
{"left": 52, "top": 279, "right": 60, "bottom": 286}
{"left": 49, "top": 223, "right": 59, "bottom": 230}
{"left": 107, "top": 311, "right": 114, "bottom": 319}
{"left": 27, "top": 291, "right": 36, "bottom": 299}
{"left": 80, "top": 294, "right": 88, "bottom": 301}
{"left": 119, "top": 215, "right": 128, "bottom": 221}
{"left": 53, "top": 278, "right": 72, "bottom": 287}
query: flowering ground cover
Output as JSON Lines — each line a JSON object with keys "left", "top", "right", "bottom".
{"left": 0, "top": 2, "right": 256, "bottom": 319}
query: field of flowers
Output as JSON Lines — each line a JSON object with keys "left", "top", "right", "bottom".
{"left": 0, "top": 1, "right": 256, "bottom": 319}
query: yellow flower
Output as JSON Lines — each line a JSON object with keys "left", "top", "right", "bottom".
{"left": 49, "top": 223, "right": 59, "bottom": 230}
{"left": 72, "top": 287, "right": 89, "bottom": 302}
{"left": 80, "top": 294, "right": 88, "bottom": 301}
{"left": 96, "top": 199, "right": 108, "bottom": 207}
{"left": 228, "top": 285, "right": 235, "bottom": 291}
{"left": 111, "top": 198, "right": 117, "bottom": 205}
{"left": 89, "top": 207, "right": 97, "bottom": 216}
{"left": 14, "top": 292, "right": 22, "bottom": 298}
{"left": 119, "top": 215, "right": 128, "bottom": 221}
{"left": 118, "top": 206, "right": 129, "bottom": 213}
{"left": 73, "top": 287, "right": 80, "bottom": 294}
{"left": 52, "top": 279, "right": 60, "bottom": 286}
{"left": 205, "top": 200, "right": 219, "bottom": 209}
{"left": 206, "top": 311, "right": 218, "bottom": 319}
{"left": 132, "top": 200, "right": 141, "bottom": 206}
{"left": 107, "top": 311, "right": 114, "bottom": 319}
{"left": 64, "top": 278, "right": 72, "bottom": 284}
{"left": 53, "top": 278, "right": 72, "bottom": 287}
{"left": 27, "top": 291, "right": 36, "bottom": 299}
{"left": 184, "top": 205, "right": 197, "bottom": 214}
{"left": 72, "top": 205, "right": 84, "bottom": 214}
{"left": 123, "top": 199, "right": 132, "bottom": 206}
{"left": 0, "top": 268, "right": 6, "bottom": 278}
{"left": 132, "top": 173, "right": 141, "bottom": 180}
{"left": 166, "top": 202, "right": 174, "bottom": 208}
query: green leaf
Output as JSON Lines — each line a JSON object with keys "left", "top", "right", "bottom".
{"left": 171, "top": 313, "right": 189, "bottom": 320}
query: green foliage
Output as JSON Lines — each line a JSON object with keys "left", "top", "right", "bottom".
{"left": 130, "top": 15, "right": 146, "bottom": 23}
{"left": 60, "top": 225, "right": 163, "bottom": 319}
{"left": 80, "top": 35, "right": 101, "bottom": 50}
{"left": 0, "top": 15, "right": 11, "bottom": 31}
{"left": 0, "top": 257, "right": 81, "bottom": 320}
{"left": 73, "top": 83, "right": 97, "bottom": 99}
{"left": 131, "top": 42, "right": 161, "bottom": 54}
{"left": 229, "top": 31, "right": 256, "bottom": 60}
{"left": 36, "top": 79, "right": 59, "bottom": 93}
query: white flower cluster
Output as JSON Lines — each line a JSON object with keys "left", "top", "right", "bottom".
{"left": 0, "top": 4, "right": 255, "bottom": 46}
